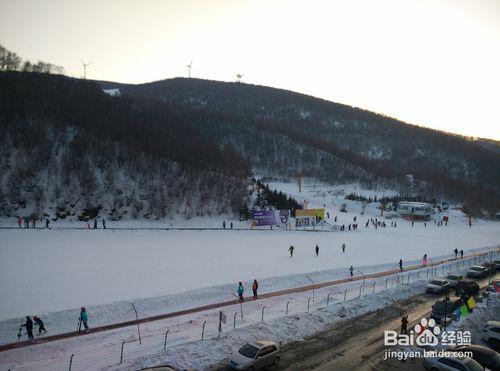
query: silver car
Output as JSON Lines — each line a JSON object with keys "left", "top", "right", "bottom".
{"left": 466, "top": 265, "right": 489, "bottom": 278}
{"left": 445, "top": 274, "right": 463, "bottom": 288}
{"left": 229, "top": 340, "right": 280, "bottom": 370}
{"left": 423, "top": 356, "right": 483, "bottom": 370}
{"left": 426, "top": 279, "right": 450, "bottom": 294}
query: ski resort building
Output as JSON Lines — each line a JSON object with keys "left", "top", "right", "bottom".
{"left": 396, "top": 201, "right": 432, "bottom": 220}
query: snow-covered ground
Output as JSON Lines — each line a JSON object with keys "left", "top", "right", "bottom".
{"left": 0, "top": 180, "right": 499, "bottom": 369}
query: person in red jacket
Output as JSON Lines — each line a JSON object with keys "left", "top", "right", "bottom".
{"left": 252, "top": 279, "right": 259, "bottom": 299}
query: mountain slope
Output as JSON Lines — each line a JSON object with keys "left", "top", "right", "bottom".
{"left": 101, "top": 77, "right": 500, "bottom": 213}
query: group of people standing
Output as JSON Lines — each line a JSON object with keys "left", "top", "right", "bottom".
{"left": 17, "top": 217, "right": 50, "bottom": 229}
{"left": 18, "top": 307, "right": 90, "bottom": 342}
{"left": 19, "top": 316, "right": 47, "bottom": 341}
{"left": 237, "top": 280, "right": 259, "bottom": 302}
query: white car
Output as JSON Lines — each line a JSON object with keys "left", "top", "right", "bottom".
{"left": 229, "top": 340, "right": 280, "bottom": 370}
{"left": 426, "top": 279, "right": 450, "bottom": 294}
{"left": 482, "top": 321, "right": 500, "bottom": 347}
{"left": 445, "top": 274, "right": 463, "bottom": 288}
{"left": 422, "top": 356, "right": 483, "bottom": 370}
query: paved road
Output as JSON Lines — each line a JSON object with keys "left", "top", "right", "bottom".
{"left": 275, "top": 275, "right": 496, "bottom": 371}
{"left": 211, "top": 275, "right": 496, "bottom": 371}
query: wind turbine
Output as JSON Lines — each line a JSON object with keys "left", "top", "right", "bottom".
{"left": 187, "top": 59, "right": 193, "bottom": 78}
{"left": 236, "top": 73, "right": 243, "bottom": 83}
{"left": 81, "top": 60, "right": 92, "bottom": 79}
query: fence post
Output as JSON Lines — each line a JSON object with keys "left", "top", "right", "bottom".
{"left": 396, "top": 276, "right": 400, "bottom": 286}
{"left": 344, "top": 289, "right": 348, "bottom": 302}
{"left": 233, "top": 312, "right": 238, "bottom": 329}
{"left": 286, "top": 301, "right": 290, "bottom": 315}
{"left": 69, "top": 354, "right": 74, "bottom": 371}
{"left": 385, "top": 278, "right": 389, "bottom": 289}
{"left": 120, "top": 341, "right": 126, "bottom": 364}
{"left": 372, "top": 282, "right": 376, "bottom": 293}
{"left": 418, "top": 271, "right": 421, "bottom": 280}
{"left": 306, "top": 276, "right": 315, "bottom": 302}
{"left": 407, "top": 272, "right": 410, "bottom": 284}
{"left": 201, "top": 321, "right": 207, "bottom": 340}
{"left": 442, "top": 265, "right": 445, "bottom": 275}
{"left": 358, "top": 286, "right": 362, "bottom": 298}
{"left": 163, "top": 330, "right": 169, "bottom": 351}
{"left": 307, "top": 297, "right": 311, "bottom": 311}
{"left": 261, "top": 307, "right": 265, "bottom": 323}
{"left": 427, "top": 269, "right": 430, "bottom": 278}
{"left": 131, "top": 302, "right": 142, "bottom": 345}
{"left": 327, "top": 293, "right": 331, "bottom": 306}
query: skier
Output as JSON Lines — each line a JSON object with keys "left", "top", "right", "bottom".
{"left": 365, "top": 221, "right": 369, "bottom": 228}
{"left": 32, "top": 218, "right": 36, "bottom": 229}
{"left": 454, "top": 248, "right": 458, "bottom": 259}
{"left": 460, "top": 249, "right": 464, "bottom": 259}
{"left": 223, "top": 220, "right": 226, "bottom": 229}
{"left": 93, "top": 219, "right": 97, "bottom": 229}
{"left": 230, "top": 222, "right": 233, "bottom": 230}
{"left": 350, "top": 265, "right": 354, "bottom": 277}
{"left": 289, "top": 245, "right": 295, "bottom": 257}
{"left": 334, "top": 216, "right": 337, "bottom": 222}
{"left": 33, "top": 316, "right": 47, "bottom": 335}
{"left": 422, "top": 254, "right": 428, "bottom": 266}
{"left": 399, "top": 259, "right": 403, "bottom": 270}
{"left": 45, "top": 219, "right": 50, "bottom": 229}
{"left": 401, "top": 315, "right": 408, "bottom": 334}
{"left": 315, "top": 244, "right": 319, "bottom": 257}
{"left": 411, "top": 221, "right": 414, "bottom": 227}
{"left": 24, "top": 217, "right": 29, "bottom": 229}
{"left": 327, "top": 212, "right": 330, "bottom": 219}
{"left": 237, "top": 282, "right": 244, "bottom": 302}
{"left": 102, "top": 219, "right": 106, "bottom": 229}
{"left": 394, "top": 222, "right": 397, "bottom": 228}
{"left": 79, "top": 307, "right": 89, "bottom": 332}
{"left": 22, "top": 316, "right": 34, "bottom": 340}
{"left": 252, "top": 279, "right": 258, "bottom": 299}
{"left": 18, "top": 217, "right": 23, "bottom": 229}
{"left": 341, "top": 243, "right": 346, "bottom": 253}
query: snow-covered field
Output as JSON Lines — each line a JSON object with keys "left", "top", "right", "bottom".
{"left": 0, "top": 180, "right": 499, "bottom": 369}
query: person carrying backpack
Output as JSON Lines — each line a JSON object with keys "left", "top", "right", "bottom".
{"left": 252, "top": 279, "right": 258, "bottom": 299}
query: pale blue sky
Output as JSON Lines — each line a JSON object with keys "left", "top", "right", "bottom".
{"left": 1, "top": 0, "right": 499, "bottom": 139}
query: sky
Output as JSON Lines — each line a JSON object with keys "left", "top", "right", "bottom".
{"left": 1, "top": 0, "right": 499, "bottom": 140}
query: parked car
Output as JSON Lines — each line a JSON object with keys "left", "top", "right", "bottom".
{"left": 481, "top": 261, "right": 500, "bottom": 272}
{"left": 431, "top": 298, "right": 464, "bottom": 323}
{"left": 445, "top": 274, "right": 463, "bottom": 288}
{"left": 422, "top": 356, "right": 483, "bottom": 370}
{"left": 229, "top": 340, "right": 280, "bottom": 370}
{"left": 466, "top": 265, "right": 489, "bottom": 279}
{"left": 482, "top": 321, "right": 500, "bottom": 352}
{"left": 490, "top": 279, "right": 500, "bottom": 293}
{"left": 426, "top": 279, "right": 451, "bottom": 294}
{"left": 452, "top": 344, "right": 500, "bottom": 370}
{"left": 455, "top": 279, "right": 480, "bottom": 297}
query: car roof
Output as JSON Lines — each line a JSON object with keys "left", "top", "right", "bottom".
{"left": 486, "top": 320, "right": 500, "bottom": 327}
{"left": 431, "top": 278, "right": 447, "bottom": 282}
{"left": 470, "top": 265, "right": 485, "bottom": 269}
{"left": 249, "top": 340, "right": 277, "bottom": 348}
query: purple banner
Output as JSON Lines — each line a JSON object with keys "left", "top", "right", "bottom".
{"left": 251, "top": 210, "right": 290, "bottom": 226}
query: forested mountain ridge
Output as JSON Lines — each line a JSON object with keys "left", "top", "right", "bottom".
{"left": 101, "top": 77, "right": 500, "bottom": 214}
{"left": 0, "top": 71, "right": 499, "bottom": 220}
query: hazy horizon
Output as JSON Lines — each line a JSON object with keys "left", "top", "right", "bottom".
{"left": 1, "top": 0, "right": 499, "bottom": 140}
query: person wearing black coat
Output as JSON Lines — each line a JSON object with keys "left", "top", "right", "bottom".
{"left": 33, "top": 316, "right": 47, "bottom": 334}
{"left": 22, "top": 316, "right": 34, "bottom": 340}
